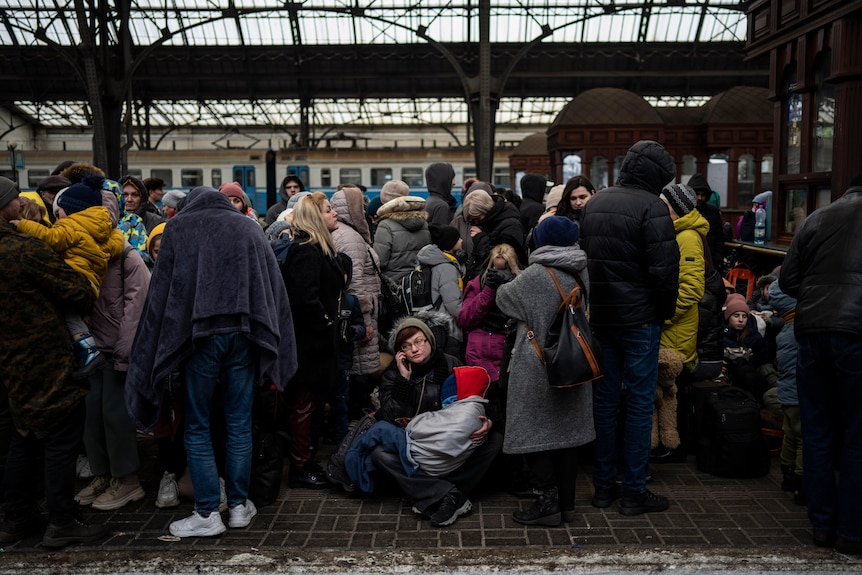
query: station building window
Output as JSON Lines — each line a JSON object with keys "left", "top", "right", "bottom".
{"left": 561, "top": 154, "right": 581, "bottom": 184}
{"left": 813, "top": 52, "right": 834, "bottom": 174}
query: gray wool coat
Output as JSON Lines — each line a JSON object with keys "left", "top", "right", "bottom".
{"left": 330, "top": 189, "right": 381, "bottom": 376}
{"left": 496, "top": 245, "right": 596, "bottom": 454}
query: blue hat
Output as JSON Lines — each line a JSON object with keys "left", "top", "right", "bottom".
{"left": 533, "top": 215, "right": 579, "bottom": 248}
{"left": 56, "top": 181, "right": 102, "bottom": 215}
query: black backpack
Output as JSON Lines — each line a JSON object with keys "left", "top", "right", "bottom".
{"left": 696, "top": 386, "right": 770, "bottom": 478}
{"left": 400, "top": 263, "right": 441, "bottom": 314}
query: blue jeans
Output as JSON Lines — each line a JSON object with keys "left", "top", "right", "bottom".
{"left": 184, "top": 333, "right": 255, "bottom": 514}
{"left": 592, "top": 322, "right": 661, "bottom": 494}
{"left": 797, "top": 333, "right": 862, "bottom": 542}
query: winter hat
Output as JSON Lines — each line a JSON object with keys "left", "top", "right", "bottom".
{"left": 724, "top": 293, "right": 750, "bottom": 320}
{"left": 147, "top": 222, "right": 166, "bottom": 253}
{"left": 37, "top": 175, "right": 72, "bottom": 194}
{"left": 453, "top": 366, "right": 490, "bottom": 400}
{"left": 56, "top": 181, "right": 102, "bottom": 215}
{"left": 429, "top": 224, "right": 461, "bottom": 252}
{"left": 533, "top": 215, "right": 579, "bottom": 248}
{"left": 686, "top": 173, "right": 712, "bottom": 195}
{"left": 662, "top": 183, "right": 697, "bottom": 217}
{"left": 380, "top": 180, "right": 409, "bottom": 204}
{"left": 0, "top": 176, "right": 18, "bottom": 209}
{"left": 219, "top": 182, "right": 245, "bottom": 202}
{"left": 753, "top": 190, "right": 772, "bottom": 205}
{"left": 287, "top": 191, "right": 311, "bottom": 210}
{"left": 161, "top": 189, "right": 187, "bottom": 209}
{"left": 520, "top": 174, "right": 547, "bottom": 200}
{"left": 545, "top": 184, "right": 565, "bottom": 210}
{"left": 466, "top": 181, "right": 494, "bottom": 196}
{"left": 394, "top": 317, "right": 436, "bottom": 352}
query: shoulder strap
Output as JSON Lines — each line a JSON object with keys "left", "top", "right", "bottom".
{"left": 524, "top": 266, "right": 587, "bottom": 366}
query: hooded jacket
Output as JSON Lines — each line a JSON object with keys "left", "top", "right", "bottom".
{"left": 580, "top": 140, "right": 680, "bottom": 327}
{"left": 417, "top": 244, "right": 463, "bottom": 320}
{"left": 768, "top": 280, "right": 798, "bottom": 406}
{"left": 373, "top": 198, "right": 431, "bottom": 282}
{"left": 264, "top": 176, "right": 305, "bottom": 226}
{"left": 659, "top": 209, "right": 709, "bottom": 363}
{"left": 424, "top": 163, "right": 456, "bottom": 226}
{"left": 330, "top": 187, "right": 381, "bottom": 375}
{"left": 519, "top": 174, "right": 546, "bottom": 235}
{"left": 121, "top": 175, "right": 164, "bottom": 233}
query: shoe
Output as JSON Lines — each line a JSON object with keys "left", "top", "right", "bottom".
{"left": 326, "top": 462, "right": 357, "bottom": 493}
{"left": 591, "top": 484, "right": 621, "bottom": 508}
{"left": 429, "top": 489, "right": 472, "bottom": 528}
{"left": 649, "top": 446, "right": 685, "bottom": 464}
{"left": 228, "top": 500, "right": 257, "bottom": 529}
{"left": 41, "top": 516, "right": 109, "bottom": 548}
{"left": 91, "top": 476, "right": 145, "bottom": 511}
{"left": 835, "top": 536, "right": 862, "bottom": 555}
{"left": 156, "top": 472, "right": 180, "bottom": 509}
{"left": 812, "top": 530, "right": 836, "bottom": 548}
{"left": 512, "top": 487, "right": 561, "bottom": 527}
{"left": 619, "top": 488, "right": 669, "bottom": 516}
{"left": 780, "top": 464, "right": 797, "bottom": 492}
{"left": 561, "top": 509, "right": 576, "bottom": 523}
{"left": 289, "top": 463, "right": 330, "bottom": 489}
{"left": 219, "top": 477, "right": 228, "bottom": 512}
{"left": 0, "top": 516, "right": 45, "bottom": 544}
{"left": 71, "top": 334, "right": 106, "bottom": 380}
{"left": 75, "top": 475, "right": 111, "bottom": 506}
{"left": 76, "top": 454, "right": 94, "bottom": 479}
{"left": 169, "top": 511, "right": 226, "bottom": 538}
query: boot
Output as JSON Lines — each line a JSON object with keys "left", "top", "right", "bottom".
{"left": 512, "top": 487, "right": 561, "bottom": 527}
{"left": 780, "top": 464, "right": 797, "bottom": 492}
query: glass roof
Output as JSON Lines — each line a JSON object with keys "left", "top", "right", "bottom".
{"left": 1, "top": 1, "right": 747, "bottom": 47}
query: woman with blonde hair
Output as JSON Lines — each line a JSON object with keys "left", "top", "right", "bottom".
{"left": 281, "top": 192, "right": 344, "bottom": 488}
{"left": 461, "top": 188, "right": 524, "bottom": 280}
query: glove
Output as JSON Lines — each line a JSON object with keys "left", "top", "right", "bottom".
{"left": 484, "top": 268, "right": 505, "bottom": 289}
{"left": 390, "top": 377, "right": 413, "bottom": 403}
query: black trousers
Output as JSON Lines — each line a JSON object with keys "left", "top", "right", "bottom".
{"left": 525, "top": 447, "right": 579, "bottom": 511}
{"left": 3, "top": 401, "right": 85, "bottom": 523}
{"left": 371, "top": 430, "right": 503, "bottom": 512}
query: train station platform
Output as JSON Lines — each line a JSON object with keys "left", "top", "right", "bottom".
{"left": 1, "top": 437, "right": 861, "bottom": 575}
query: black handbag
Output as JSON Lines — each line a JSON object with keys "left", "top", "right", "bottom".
{"left": 368, "top": 247, "right": 407, "bottom": 336}
{"left": 525, "top": 266, "right": 602, "bottom": 389}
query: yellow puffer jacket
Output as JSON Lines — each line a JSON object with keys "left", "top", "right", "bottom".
{"left": 16, "top": 206, "right": 125, "bottom": 296}
{"left": 659, "top": 209, "right": 709, "bottom": 364}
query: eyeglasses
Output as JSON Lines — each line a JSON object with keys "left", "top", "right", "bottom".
{"left": 400, "top": 337, "right": 428, "bottom": 352}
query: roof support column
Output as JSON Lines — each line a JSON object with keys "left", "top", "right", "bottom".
{"left": 472, "top": 0, "right": 497, "bottom": 183}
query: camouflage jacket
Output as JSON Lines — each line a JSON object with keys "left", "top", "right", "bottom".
{"left": 0, "top": 222, "right": 95, "bottom": 438}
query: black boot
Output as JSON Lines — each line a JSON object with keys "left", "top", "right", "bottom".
{"left": 780, "top": 465, "right": 797, "bottom": 492}
{"left": 512, "top": 487, "right": 561, "bottom": 527}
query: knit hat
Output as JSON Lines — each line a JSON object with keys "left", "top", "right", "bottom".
{"left": 56, "top": 181, "right": 102, "bottom": 215}
{"left": 37, "top": 175, "right": 72, "bottom": 194}
{"left": 724, "top": 293, "right": 749, "bottom": 320}
{"left": 533, "top": 215, "right": 579, "bottom": 248}
{"left": 545, "top": 184, "right": 565, "bottom": 211}
{"left": 453, "top": 366, "right": 490, "bottom": 400}
{"left": 219, "top": 182, "right": 245, "bottom": 202}
{"left": 429, "top": 224, "right": 461, "bottom": 252}
{"left": 380, "top": 180, "right": 409, "bottom": 204}
{"left": 161, "top": 189, "right": 187, "bottom": 209}
{"left": 0, "top": 176, "right": 18, "bottom": 210}
{"left": 394, "top": 317, "right": 436, "bottom": 352}
{"left": 287, "top": 191, "right": 311, "bottom": 210}
{"left": 686, "top": 173, "right": 712, "bottom": 195}
{"left": 662, "top": 183, "right": 697, "bottom": 217}
{"left": 147, "top": 222, "right": 166, "bottom": 253}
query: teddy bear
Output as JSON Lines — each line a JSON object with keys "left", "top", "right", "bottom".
{"left": 651, "top": 348, "right": 686, "bottom": 451}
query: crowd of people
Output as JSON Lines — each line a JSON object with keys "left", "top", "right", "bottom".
{"left": 1, "top": 146, "right": 860, "bottom": 555}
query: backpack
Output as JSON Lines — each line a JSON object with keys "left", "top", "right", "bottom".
{"left": 725, "top": 262, "right": 757, "bottom": 301}
{"left": 738, "top": 211, "right": 756, "bottom": 241}
{"left": 400, "top": 263, "right": 441, "bottom": 314}
{"left": 271, "top": 235, "right": 294, "bottom": 268}
{"left": 325, "top": 411, "right": 377, "bottom": 492}
{"left": 696, "top": 386, "right": 770, "bottom": 478}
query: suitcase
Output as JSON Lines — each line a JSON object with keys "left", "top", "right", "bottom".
{"left": 696, "top": 386, "right": 771, "bottom": 478}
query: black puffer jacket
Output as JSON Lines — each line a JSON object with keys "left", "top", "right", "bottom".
{"left": 580, "top": 140, "right": 680, "bottom": 328}
{"left": 782, "top": 186, "right": 862, "bottom": 337}
{"left": 519, "top": 174, "right": 546, "bottom": 235}
{"left": 470, "top": 196, "right": 525, "bottom": 278}
{"left": 697, "top": 269, "right": 727, "bottom": 362}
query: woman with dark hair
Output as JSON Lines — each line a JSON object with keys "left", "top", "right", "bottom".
{"left": 555, "top": 175, "right": 597, "bottom": 223}
{"left": 281, "top": 192, "right": 344, "bottom": 488}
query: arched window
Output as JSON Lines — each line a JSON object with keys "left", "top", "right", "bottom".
{"left": 813, "top": 51, "right": 834, "bottom": 173}
{"left": 737, "top": 154, "right": 755, "bottom": 207}
{"left": 591, "top": 156, "right": 608, "bottom": 189}
{"left": 783, "top": 66, "right": 802, "bottom": 175}
{"left": 562, "top": 154, "right": 582, "bottom": 183}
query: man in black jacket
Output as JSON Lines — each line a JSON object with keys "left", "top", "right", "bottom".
{"left": 580, "top": 140, "right": 679, "bottom": 516}
{"left": 518, "top": 173, "right": 546, "bottom": 235}
{"left": 687, "top": 173, "right": 724, "bottom": 273}
{"left": 781, "top": 172, "right": 862, "bottom": 555}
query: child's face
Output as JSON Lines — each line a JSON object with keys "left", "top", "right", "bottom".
{"left": 728, "top": 311, "right": 748, "bottom": 331}
{"left": 150, "top": 236, "right": 162, "bottom": 260}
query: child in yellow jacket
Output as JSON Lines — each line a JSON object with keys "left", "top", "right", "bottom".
{"left": 12, "top": 179, "right": 125, "bottom": 378}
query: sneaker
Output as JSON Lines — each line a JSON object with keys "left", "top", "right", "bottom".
{"left": 76, "top": 454, "right": 94, "bottom": 479}
{"left": 228, "top": 500, "right": 257, "bottom": 528}
{"left": 619, "top": 488, "right": 669, "bottom": 516}
{"left": 591, "top": 484, "right": 621, "bottom": 508}
{"left": 169, "top": 511, "right": 226, "bottom": 538}
{"left": 219, "top": 477, "right": 228, "bottom": 512}
{"left": 156, "top": 472, "right": 180, "bottom": 508}
{"left": 41, "top": 516, "right": 109, "bottom": 548}
{"left": 429, "top": 489, "right": 472, "bottom": 528}
{"left": 91, "top": 476, "right": 145, "bottom": 511}
{"left": 71, "top": 334, "right": 106, "bottom": 380}
{"left": 512, "top": 488, "right": 561, "bottom": 527}
{"left": 75, "top": 475, "right": 111, "bottom": 506}
{"left": 0, "top": 515, "right": 45, "bottom": 545}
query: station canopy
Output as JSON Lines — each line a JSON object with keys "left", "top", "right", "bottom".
{"left": 2, "top": 1, "right": 748, "bottom": 129}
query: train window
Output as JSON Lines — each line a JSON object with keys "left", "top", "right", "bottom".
{"left": 493, "top": 168, "right": 510, "bottom": 189}
{"left": 127, "top": 169, "right": 143, "bottom": 180}
{"left": 463, "top": 167, "right": 477, "bottom": 182}
{"left": 151, "top": 169, "right": 173, "bottom": 187}
{"left": 370, "top": 168, "right": 392, "bottom": 186}
{"left": 211, "top": 169, "right": 222, "bottom": 188}
{"left": 339, "top": 168, "right": 362, "bottom": 186}
{"left": 321, "top": 168, "right": 331, "bottom": 187}
{"left": 27, "top": 169, "right": 49, "bottom": 189}
{"left": 181, "top": 169, "right": 203, "bottom": 188}
{"left": 246, "top": 170, "right": 255, "bottom": 188}
{"left": 401, "top": 168, "right": 423, "bottom": 187}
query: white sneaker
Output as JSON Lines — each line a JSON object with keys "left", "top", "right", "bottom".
{"left": 169, "top": 511, "right": 226, "bottom": 537}
{"left": 228, "top": 500, "right": 257, "bottom": 528}
{"left": 156, "top": 472, "right": 180, "bottom": 509}
{"left": 219, "top": 477, "right": 228, "bottom": 512}
{"left": 76, "top": 454, "right": 93, "bottom": 479}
